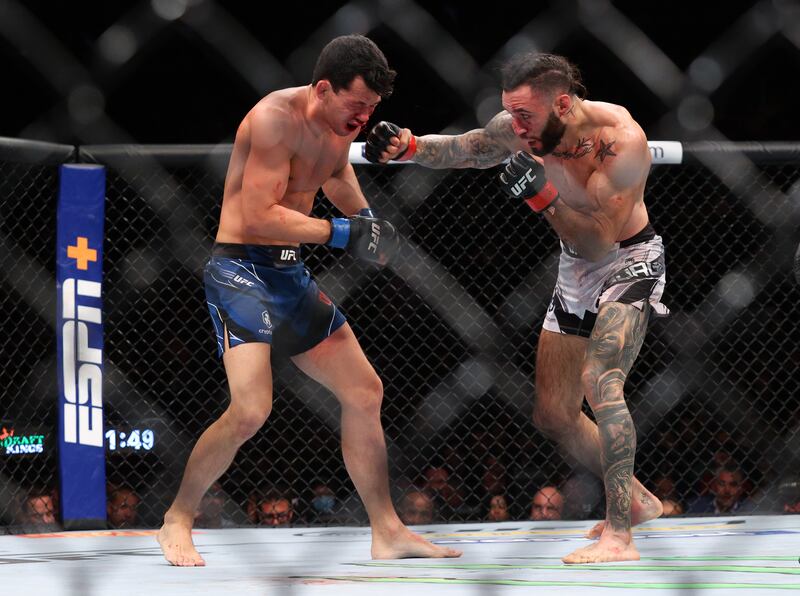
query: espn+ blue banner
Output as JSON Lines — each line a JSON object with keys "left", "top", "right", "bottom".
{"left": 56, "top": 164, "right": 107, "bottom": 529}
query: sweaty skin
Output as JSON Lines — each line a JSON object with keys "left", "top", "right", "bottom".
{"left": 390, "top": 95, "right": 651, "bottom": 258}
{"left": 217, "top": 84, "right": 371, "bottom": 247}
{"left": 377, "top": 89, "right": 663, "bottom": 564}
{"left": 158, "top": 77, "right": 462, "bottom": 566}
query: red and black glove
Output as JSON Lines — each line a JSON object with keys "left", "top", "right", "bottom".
{"left": 498, "top": 151, "right": 560, "bottom": 213}
{"left": 362, "top": 121, "right": 416, "bottom": 164}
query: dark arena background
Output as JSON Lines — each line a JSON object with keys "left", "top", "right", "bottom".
{"left": 1, "top": 1, "right": 800, "bottom": 593}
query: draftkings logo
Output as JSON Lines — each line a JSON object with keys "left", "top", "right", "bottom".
{"left": 61, "top": 236, "right": 103, "bottom": 447}
{"left": 1, "top": 427, "right": 45, "bottom": 455}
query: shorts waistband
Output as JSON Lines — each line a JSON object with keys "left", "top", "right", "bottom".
{"left": 211, "top": 243, "right": 302, "bottom": 266}
{"left": 619, "top": 222, "right": 656, "bottom": 248}
{"left": 561, "top": 222, "right": 658, "bottom": 258}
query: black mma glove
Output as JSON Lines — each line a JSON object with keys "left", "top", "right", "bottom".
{"left": 327, "top": 208, "right": 399, "bottom": 265}
{"left": 498, "top": 151, "right": 560, "bottom": 214}
{"left": 362, "top": 121, "right": 416, "bottom": 164}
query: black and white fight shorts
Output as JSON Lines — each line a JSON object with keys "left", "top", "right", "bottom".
{"left": 543, "top": 222, "right": 669, "bottom": 338}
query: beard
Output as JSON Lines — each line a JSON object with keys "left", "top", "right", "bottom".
{"left": 531, "top": 112, "right": 567, "bottom": 156}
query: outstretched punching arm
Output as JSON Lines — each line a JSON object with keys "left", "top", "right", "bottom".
{"left": 363, "top": 112, "right": 519, "bottom": 169}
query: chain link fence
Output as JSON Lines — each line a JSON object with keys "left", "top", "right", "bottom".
{"left": 1, "top": 140, "right": 799, "bottom": 532}
{"left": 0, "top": 140, "right": 74, "bottom": 533}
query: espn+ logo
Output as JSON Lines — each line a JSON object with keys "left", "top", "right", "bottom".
{"left": 62, "top": 278, "right": 103, "bottom": 447}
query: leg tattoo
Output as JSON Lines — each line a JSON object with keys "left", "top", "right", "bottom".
{"left": 584, "top": 303, "right": 649, "bottom": 533}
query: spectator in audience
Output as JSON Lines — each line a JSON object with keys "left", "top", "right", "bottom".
{"left": 651, "top": 473, "right": 680, "bottom": 503}
{"left": 481, "top": 455, "right": 508, "bottom": 497}
{"left": 687, "top": 462, "right": 752, "bottom": 514}
{"left": 255, "top": 490, "right": 294, "bottom": 527}
{"left": 194, "top": 481, "right": 234, "bottom": 528}
{"left": 695, "top": 445, "right": 737, "bottom": 496}
{"left": 305, "top": 481, "right": 347, "bottom": 525}
{"left": 486, "top": 494, "right": 511, "bottom": 522}
{"left": 398, "top": 490, "right": 436, "bottom": 526}
{"left": 649, "top": 472, "right": 686, "bottom": 515}
{"left": 20, "top": 488, "right": 58, "bottom": 528}
{"left": 561, "top": 472, "right": 604, "bottom": 520}
{"left": 660, "top": 499, "right": 684, "bottom": 516}
{"left": 423, "top": 464, "right": 464, "bottom": 520}
{"left": 107, "top": 484, "right": 141, "bottom": 529}
{"left": 530, "top": 486, "right": 564, "bottom": 521}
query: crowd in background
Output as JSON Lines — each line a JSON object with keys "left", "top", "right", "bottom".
{"left": 10, "top": 452, "right": 800, "bottom": 533}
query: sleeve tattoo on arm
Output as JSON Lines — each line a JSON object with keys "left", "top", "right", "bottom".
{"left": 414, "top": 112, "right": 516, "bottom": 169}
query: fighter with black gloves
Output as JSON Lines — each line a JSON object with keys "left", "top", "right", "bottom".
{"left": 498, "top": 151, "right": 560, "bottom": 215}
{"left": 361, "top": 51, "right": 669, "bottom": 566}
{"left": 327, "top": 207, "right": 398, "bottom": 266}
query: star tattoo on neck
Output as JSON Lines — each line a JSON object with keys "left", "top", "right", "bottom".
{"left": 595, "top": 139, "right": 617, "bottom": 162}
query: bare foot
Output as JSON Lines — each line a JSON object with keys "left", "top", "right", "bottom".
{"left": 371, "top": 526, "right": 462, "bottom": 559}
{"left": 562, "top": 533, "right": 640, "bottom": 564}
{"left": 157, "top": 518, "right": 205, "bottom": 566}
{"left": 585, "top": 486, "right": 663, "bottom": 539}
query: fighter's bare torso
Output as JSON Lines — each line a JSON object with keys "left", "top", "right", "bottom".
{"left": 499, "top": 100, "right": 650, "bottom": 244}
{"left": 216, "top": 86, "right": 358, "bottom": 245}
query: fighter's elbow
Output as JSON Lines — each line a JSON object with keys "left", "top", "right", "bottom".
{"left": 242, "top": 201, "right": 280, "bottom": 237}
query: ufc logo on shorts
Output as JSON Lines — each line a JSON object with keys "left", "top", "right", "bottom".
{"left": 368, "top": 222, "right": 381, "bottom": 253}
{"left": 280, "top": 249, "right": 297, "bottom": 261}
{"left": 233, "top": 274, "right": 255, "bottom": 286}
{"left": 61, "top": 278, "right": 103, "bottom": 447}
{"left": 511, "top": 168, "right": 535, "bottom": 197}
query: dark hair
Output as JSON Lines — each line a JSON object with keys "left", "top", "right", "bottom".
{"left": 256, "top": 489, "right": 292, "bottom": 505}
{"left": 488, "top": 493, "right": 510, "bottom": 506}
{"left": 312, "top": 34, "right": 396, "bottom": 98}
{"left": 500, "top": 53, "right": 587, "bottom": 99}
{"left": 713, "top": 461, "right": 744, "bottom": 478}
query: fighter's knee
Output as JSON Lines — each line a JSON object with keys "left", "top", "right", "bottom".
{"left": 340, "top": 373, "right": 383, "bottom": 413}
{"left": 226, "top": 402, "right": 272, "bottom": 442}
{"left": 581, "top": 363, "right": 625, "bottom": 406}
{"left": 532, "top": 404, "right": 572, "bottom": 438}
{"left": 580, "top": 367, "right": 601, "bottom": 402}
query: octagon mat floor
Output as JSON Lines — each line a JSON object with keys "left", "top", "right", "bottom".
{"left": 1, "top": 515, "right": 798, "bottom": 595}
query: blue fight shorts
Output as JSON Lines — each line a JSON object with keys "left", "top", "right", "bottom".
{"left": 204, "top": 243, "right": 346, "bottom": 357}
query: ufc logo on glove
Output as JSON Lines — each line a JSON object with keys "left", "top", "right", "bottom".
{"left": 511, "top": 168, "right": 536, "bottom": 197}
{"left": 369, "top": 222, "right": 381, "bottom": 253}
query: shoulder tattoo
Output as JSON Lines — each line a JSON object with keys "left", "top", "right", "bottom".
{"left": 595, "top": 139, "right": 617, "bottom": 162}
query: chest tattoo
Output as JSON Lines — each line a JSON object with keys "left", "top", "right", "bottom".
{"left": 595, "top": 139, "right": 617, "bottom": 162}
{"left": 553, "top": 137, "right": 593, "bottom": 160}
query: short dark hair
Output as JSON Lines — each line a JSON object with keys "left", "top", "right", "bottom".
{"left": 312, "top": 34, "right": 396, "bottom": 98}
{"left": 500, "top": 53, "right": 587, "bottom": 99}
{"left": 712, "top": 461, "right": 744, "bottom": 480}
